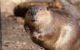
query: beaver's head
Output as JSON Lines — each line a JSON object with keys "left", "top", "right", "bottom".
{"left": 14, "top": 2, "right": 62, "bottom": 34}
{"left": 26, "top": 6, "right": 48, "bottom": 21}
{"left": 15, "top": 2, "right": 55, "bottom": 33}
{"left": 14, "top": 2, "right": 62, "bottom": 26}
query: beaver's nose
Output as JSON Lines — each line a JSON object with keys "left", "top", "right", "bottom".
{"left": 31, "top": 19, "right": 36, "bottom": 22}
{"left": 31, "top": 16, "right": 36, "bottom": 22}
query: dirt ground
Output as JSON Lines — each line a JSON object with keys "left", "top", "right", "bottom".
{"left": 1, "top": 0, "right": 80, "bottom": 50}
{"left": 1, "top": 13, "right": 44, "bottom": 50}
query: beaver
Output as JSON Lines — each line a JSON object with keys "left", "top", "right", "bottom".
{"left": 14, "top": 2, "right": 80, "bottom": 50}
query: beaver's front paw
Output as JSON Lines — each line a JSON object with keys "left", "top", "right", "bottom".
{"left": 33, "top": 31, "right": 41, "bottom": 39}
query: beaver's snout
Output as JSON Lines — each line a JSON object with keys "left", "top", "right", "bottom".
{"left": 31, "top": 19, "right": 36, "bottom": 22}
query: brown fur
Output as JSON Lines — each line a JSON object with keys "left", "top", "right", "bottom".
{"left": 16, "top": 2, "right": 80, "bottom": 50}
